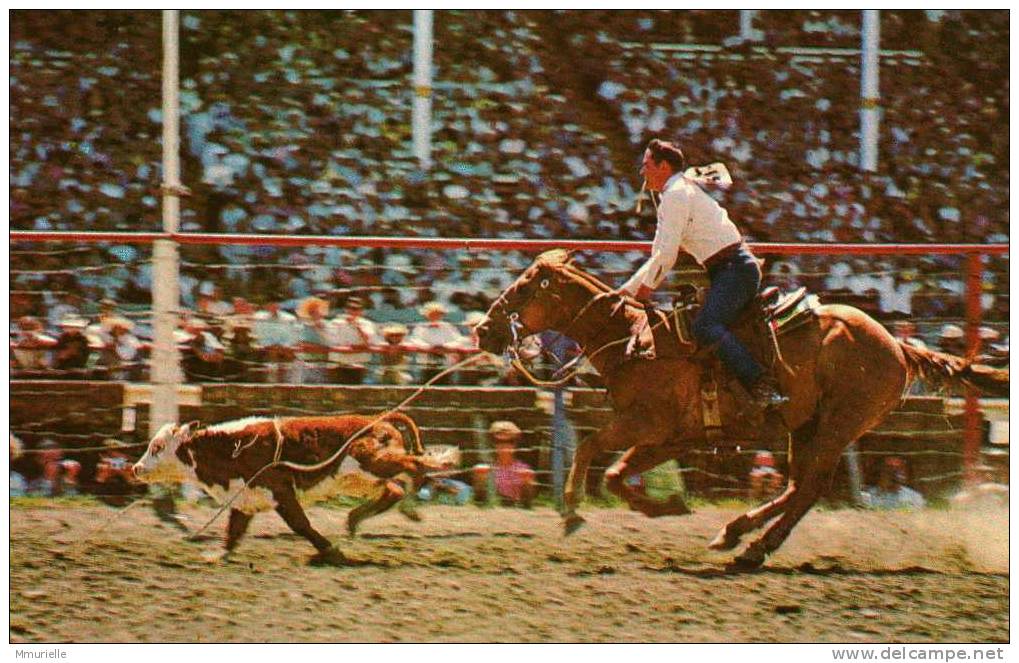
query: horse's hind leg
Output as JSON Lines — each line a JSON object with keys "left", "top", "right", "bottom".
{"left": 709, "top": 419, "right": 816, "bottom": 550}
{"left": 605, "top": 444, "right": 690, "bottom": 518}
{"left": 730, "top": 448, "right": 838, "bottom": 570}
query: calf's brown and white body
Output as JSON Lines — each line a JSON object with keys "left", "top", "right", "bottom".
{"left": 133, "top": 414, "right": 448, "bottom": 560}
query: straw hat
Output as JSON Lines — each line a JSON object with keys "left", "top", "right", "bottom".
{"left": 489, "top": 420, "right": 522, "bottom": 440}
{"left": 419, "top": 301, "right": 448, "bottom": 317}
{"left": 296, "top": 296, "right": 330, "bottom": 320}
{"left": 382, "top": 323, "right": 409, "bottom": 337}
{"left": 103, "top": 316, "right": 135, "bottom": 332}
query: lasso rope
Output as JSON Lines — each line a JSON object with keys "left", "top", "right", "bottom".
{"left": 185, "top": 352, "right": 488, "bottom": 541}
{"left": 62, "top": 497, "right": 151, "bottom": 551}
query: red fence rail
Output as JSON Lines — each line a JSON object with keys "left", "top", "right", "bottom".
{"left": 8, "top": 230, "right": 1012, "bottom": 255}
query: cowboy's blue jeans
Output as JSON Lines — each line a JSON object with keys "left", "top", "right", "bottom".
{"left": 692, "top": 248, "right": 763, "bottom": 389}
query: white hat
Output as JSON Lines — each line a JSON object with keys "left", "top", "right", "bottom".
{"left": 939, "top": 324, "right": 964, "bottom": 340}
{"left": 979, "top": 326, "right": 1000, "bottom": 341}
{"left": 59, "top": 316, "right": 89, "bottom": 329}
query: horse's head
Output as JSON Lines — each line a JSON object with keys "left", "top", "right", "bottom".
{"left": 475, "top": 249, "right": 584, "bottom": 355}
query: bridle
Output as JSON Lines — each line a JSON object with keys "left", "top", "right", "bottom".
{"left": 487, "top": 268, "right": 642, "bottom": 387}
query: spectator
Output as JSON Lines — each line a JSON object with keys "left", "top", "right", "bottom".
{"left": 950, "top": 463, "right": 1009, "bottom": 509}
{"left": 11, "top": 435, "right": 28, "bottom": 497}
{"left": 51, "top": 316, "right": 93, "bottom": 376}
{"left": 251, "top": 299, "right": 298, "bottom": 383}
{"left": 47, "top": 292, "right": 84, "bottom": 329}
{"left": 416, "top": 446, "right": 474, "bottom": 505}
{"left": 937, "top": 323, "right": 967, "bottom": 356}
{"left": 977, "top": 326, "right": 1000, "bottom": 358}
{"left": 329, "top": 296, "right": 378, "bottom": 384}
{"left": 472, "top": 420, "right": 536, "bottom": 508}
{"left": 294, "top": 296, "right": 335, "bottom": 385}
{"left": 94, "top": 438, "right": 143, "bottom": 506}
{"left": 12, "top": 316, "right": 56, "bottom": 370}
{"left": 181, "top": 318, "right": 244, "bottom": 382}
{"left": 378, "top": 323, "right": 413, "bottom": 385}
{"left": 103, "top": 317, "right": 144, "bottom": 381}
{"left": 891, "top": 320, "right": 927, "bottom": 350}
{"left": 984, "top": 336, "right": 1008, "bottom": 368}
{"left": 451, "top": 311, "right": 507, "bottom": 386}
{"left": 196, "top": 282, "right": 231, "bottom": 318}
{"left": 748, "top": 450, "right": 784, "bottom": 500}
{"left": 861, "top": 456, "right": 926, "bottom": 510}
{"left": 407, "top": 301, "right": 467, "bottom": 385}
{"left": 29, "top": 439, "right": 81, "bottom": 497}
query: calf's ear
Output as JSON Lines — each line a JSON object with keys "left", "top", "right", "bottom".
{"left": 371, "top": 423, "right": 401, "bottom": 448}
{"left": 176, "top": 421, "right": 200, "bottom": 440}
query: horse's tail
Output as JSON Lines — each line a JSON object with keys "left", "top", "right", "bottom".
{"left": 382, "top": 412, "right": 424, "bottom": 455}
{"left": 898, "top": 342, "right": 1009, "bottom": 397}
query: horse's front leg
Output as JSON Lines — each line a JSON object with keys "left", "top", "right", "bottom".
{"left": 563, "top": 436, "right": 599, "bottom": 534}
{"left": 605, "top": 443, "right": 690, "bottom": 518}
{"left": 562, "top": 410, "right": 669, "bottom": 535}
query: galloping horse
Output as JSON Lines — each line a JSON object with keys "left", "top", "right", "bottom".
{"left": 475, "top": 250, "right": 1008, "bottom": 569}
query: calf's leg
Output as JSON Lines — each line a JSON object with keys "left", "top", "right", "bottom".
{"left": 225, "top": 508, "right": 254, "bottom": 552}
{"left": 271, "top": 485, "right": 337, "bottom": 556}
{"left": 347, "top": 479, "right": 405, "bottom": 536}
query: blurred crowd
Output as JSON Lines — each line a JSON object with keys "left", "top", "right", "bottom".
{"left": 11, "top": 289, "right": 1006, "bottom": 384}
{"left": 10, "top": 291, "right": 582, "bottom": 385}
{"left": 10, "top": 10, "right": 1009, "bottom": 361}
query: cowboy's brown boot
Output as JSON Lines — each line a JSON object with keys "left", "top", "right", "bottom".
{"left": 749, "top": 376, "right": 789, "bottom": 410}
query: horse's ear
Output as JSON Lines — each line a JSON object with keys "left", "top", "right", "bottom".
{"left": 563, "top": 249, "right": 577, "bottom": 265}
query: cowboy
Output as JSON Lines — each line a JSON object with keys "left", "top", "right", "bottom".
{"left": 329, "top": 296, "right": 379, "bottom": 384}
{"left": 620, "top": 138, "right": 786, "bottom": 410}
{"left": 407, "top": 301, "right": 466, "bottom": 384}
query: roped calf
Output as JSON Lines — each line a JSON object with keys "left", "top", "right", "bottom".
{"left": 132, "top": 413, "right": 452, "bottom": 562}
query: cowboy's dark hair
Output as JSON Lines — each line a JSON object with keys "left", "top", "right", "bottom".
{"left": 646, "top": 139, "right": 686, "bottom": 172}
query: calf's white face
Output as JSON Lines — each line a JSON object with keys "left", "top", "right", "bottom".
{"left": 133, "top": 422, "right": 197, "bottom": 484}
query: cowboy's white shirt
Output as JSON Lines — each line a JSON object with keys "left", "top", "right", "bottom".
{"left": 621, "top": 173, "right": 742, "bottom": 296}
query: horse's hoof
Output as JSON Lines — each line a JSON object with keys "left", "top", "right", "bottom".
{"left": 563, "top": 514, "right": 586, "bottom": 537}
{"left": 310, "top": 547, "right": 350, "bottom": 567}
{"left": 727, "top": 551, "right": 765, "bottom": 572}
{"left": 346, "top": 518, "right": 360, "bottom": 539}
{"left": 398, "top": 503, "right": 422, "bottom": 523}
{"left": 200, "top": 548, "right": 230, "bottom": 564}
{"left": 707, "top": 530, "right": 740, "bottom": 551}
{"left": 666, "top": 495, "right": 692, "bottom": 515}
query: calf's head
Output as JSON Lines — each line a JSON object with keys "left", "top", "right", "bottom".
{"left": 133, "top": 422, "right": 198, "bottom": 484}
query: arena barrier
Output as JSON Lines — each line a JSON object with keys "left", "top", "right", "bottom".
{"left": 10, "top": 231, "right": 1009, "bottom": 493}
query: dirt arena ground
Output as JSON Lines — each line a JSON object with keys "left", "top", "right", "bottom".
{"left": 9, "top": 501, "right": 1008, "bottom": 643}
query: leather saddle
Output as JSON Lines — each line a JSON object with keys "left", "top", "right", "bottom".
{"left": 643, "top": 285, "right": 820, "bottom": 441}
{"left": 643, "top": 285, "right": 818, "bottom": 362}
